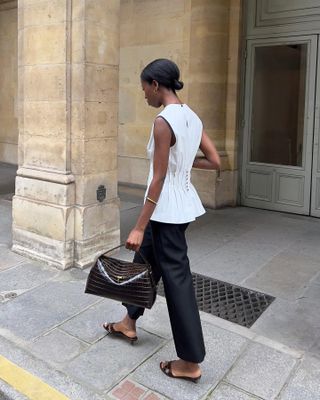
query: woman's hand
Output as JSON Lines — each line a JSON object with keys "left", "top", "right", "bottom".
{"left": 126, "top": 228, "right": 145, "bottom": 252}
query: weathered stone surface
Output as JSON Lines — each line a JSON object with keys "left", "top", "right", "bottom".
{"left": 23, "top": 24, "right": 66, "bottom": 65}
{"left": 252, "top": 297, "right": 320, "bottom": 352}
{"left": 0, "top": 380, "right": 29, "bottom": 400}
{"left": 13, "top": 0, "right": 120, "bottom": 269}
{"left": 15, "top": 176, "right": 75, "bottom": 206}
{"left": 21, "top": 0, "right": 67, "bottom": 27}
{"left": 85, "top": 64, "right": 119, "bottom": 102}
{"left": 64, "top": 330, "right": 165, "bottom": 392}
{"left": 244, "top": 249, "right": 320, "bottom": 300}
{"left": 23, "top": 134, "right": 68, "bottom": 171}
{"left": 0, "top": 261, "right": 57, "bottom": 294}
{"left": 86, "top": 22, "right": 119, "bottom": 66}
{"left": 0, "top": 335, "right": 106, "bottom": 400}
{"left": 136, "top": 297, "right": 172, "bottom": 339}
{"left": 60, "top": 298, "right": 123, "bottom": 344}
{"left": 118, "top": 156, "right": 149, "bottom": 186}
{"left": 0, "top": 6, "right": 18, "bottom": 164}
{"left": 86, "top": 0, "right": 119, "bottom": 30}
{"left": 12, "top": 226, "right": 75, "bottom": 270}
{"left": 74, "top": 200, "right": 119, "bottom": 240}
{"left": 23, "top": 65, "right": 66, "bottom": 101}
{"left": 209, "top": 383, "right": 259, "bottom": 400}
{"left": 280, "top": 356, "right": 320, "bottom": 400}
{"left": 118, "top": 0, "right": 240, "bottom": 209}
{"left": 192, "top": 220, "right": 303, "bottom": 283}
{"left": 13, "top": 196, "right": 74, "bottom": 242}
{"left": 0, "top": 248, "right": 26, "bottom": 271}
{"left": 225, "top": 342, "right": 297, "bottom": 400}
{"left": 0, "top": 280, "right": 98, "bottom": 340}
{"left": 71, "top": 101, "right": 118, "bottom": 139}
{"left": 75, "top": 170, "right": 118, "bottom": 206}
{"left": 27, "top": 329, "right": 89, "bottom": 366}
{"left": 23, "top": 101, "right": 67, "bottom": 138}
{"left": 133, "top": 322, "right": 247, "bottom": 400}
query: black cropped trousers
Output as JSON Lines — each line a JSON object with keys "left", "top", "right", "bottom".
{"left": 123, "top": 220, "right": 206, "bottom": 364}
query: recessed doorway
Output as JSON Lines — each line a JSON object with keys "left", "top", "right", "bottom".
{"left": 241, "top": 35, "right": 320, "bottom": 217}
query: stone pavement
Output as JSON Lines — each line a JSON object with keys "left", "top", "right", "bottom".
{"left": 0, "top": 181, "right": 320, "bottom": 399}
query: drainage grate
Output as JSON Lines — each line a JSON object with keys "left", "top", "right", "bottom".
{"left": 157, "top": 272, "right": 275, "bottom": 328}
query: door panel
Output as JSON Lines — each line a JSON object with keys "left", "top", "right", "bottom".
{"left": 311, "top": 38, "right": 320, "bottom": 217}
{"left": 241, "top": 36, "right": 317, "bottom": 214}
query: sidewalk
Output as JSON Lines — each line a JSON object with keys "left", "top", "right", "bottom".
{"left": 0, "top": 182, "right": 320, "bottom": 399}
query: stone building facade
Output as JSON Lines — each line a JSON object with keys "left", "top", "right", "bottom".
{"left": 3, "top": 1, "right": 319, "bottom": 269}
{"left": 0, "top": 0, "right": 241, "bottom": 269}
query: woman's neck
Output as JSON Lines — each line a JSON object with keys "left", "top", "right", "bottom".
{"left": 162, "top": 91, "right": 182, "bottom": 107}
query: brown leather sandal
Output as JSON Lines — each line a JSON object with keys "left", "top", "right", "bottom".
{"left": 102, "top": 322, "right": 138, "bottom": 345}
{"left": 160, "top": 361, "right": 201, "bottom": 383}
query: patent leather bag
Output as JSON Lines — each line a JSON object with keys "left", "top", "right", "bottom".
{"left": 85, "top": 244, "right": 156, "bottom": 309}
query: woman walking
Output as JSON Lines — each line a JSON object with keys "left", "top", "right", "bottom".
{"left": 103, "top": 59, "right": 221, "bottom": 382}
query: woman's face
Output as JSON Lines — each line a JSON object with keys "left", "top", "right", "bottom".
{"left": 141, "top": 80, "right": 162, "bottom": 108}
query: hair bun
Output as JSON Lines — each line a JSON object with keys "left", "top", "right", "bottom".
{"left": 174, "top": 79, "right": 184, "bottom": 91}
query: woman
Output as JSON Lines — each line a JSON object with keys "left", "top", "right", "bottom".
{"left": 103, "top": 59, "right": 221, "bottom": 382}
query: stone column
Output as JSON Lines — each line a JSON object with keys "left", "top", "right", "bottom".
{"left": 189, "top": 0, "right": 242, "bottom": 208}
{"left": 13, "top": 0, "right": 120, "bottom": 269}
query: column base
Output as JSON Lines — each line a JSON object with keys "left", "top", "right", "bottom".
{"left": 192, "top": 169, "right": 238, "bottom": 208}
{"left": 12, "top": 227, "right": 74, "bottom": 270}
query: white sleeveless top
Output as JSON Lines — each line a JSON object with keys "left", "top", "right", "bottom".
{"left": 145, "top": 104, "right": 205, "bottom": 224}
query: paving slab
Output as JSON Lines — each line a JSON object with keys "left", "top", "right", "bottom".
{"left": 243, "top": 249, "right": 320, "bottom": 300}
{"left": 301, "top": 283, "right": 320, "bottom": 302}
{"left": 63, "top": 329, "right": 166, "bottom": 392}
{"left": 280, "top": 356, "right": 320, "bottom": 400}
{"left": 251, "top": 297, "right": 320, "bottom": 352}
{"left": 225, "top": 342, "right": 297, "bottom": 400}
{"left": 60, "top": 298, "right": 125, "bottom": 344}
{"left": 133, "top": 322, "right": 248, "bottom": 400}
{"left": 26, "top": 329, "right": 89, "bottom": 367}
{"left": 137, "top": 297, "right": 172, "bottom": 339}
{"left": 308, "top": 337, "right": 320, "bottom": 360}
{"left": 0, "top": 262, "right": 58, "bottom": 295}
{"left": 0, "top": 249, "right": 26, "bottom": 272}
{"left": 208, "top": 383, "right": 261, "bottom": 399}
{"left": 314, "top": 271, "right": 320, "bottom": 284}
{"left": 286, "top": 230, "right": 320, "bottom": 262}
{"left": 0, "top": 336, "right": 108, "bottom": 400}
{"left": 187, "top": 221, "right": 254, "bottom": 267}
{"left": 0, "top": 280, "right": 99, "bottom": 341}
{"left": 0, "top": 380, "right": 28, "bottom": 400}
{"left": 191, "top": 225, "right": 302, "bottom": 284}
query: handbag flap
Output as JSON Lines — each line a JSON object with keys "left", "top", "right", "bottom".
{"left": 97, "top": 256, "right": 150, "bottom": 286}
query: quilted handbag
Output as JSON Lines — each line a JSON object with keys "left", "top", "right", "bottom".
{"left": 85, "top": 244, "right": 157, "bottom": 309}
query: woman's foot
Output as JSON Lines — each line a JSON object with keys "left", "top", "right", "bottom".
{"left": 160, "top": 360, "right": 201, "bottom": 382}
{"left": 102, "top": 314, "right": 137, "bottom": 342}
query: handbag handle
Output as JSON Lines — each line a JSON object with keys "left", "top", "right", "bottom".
{"left": 104, "top": 244, "right": 151, "bottom": 269}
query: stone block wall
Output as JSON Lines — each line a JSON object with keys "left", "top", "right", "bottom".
{"left": 0, "top": 1, "right": 18, "bottom": 164}
{"left": 119, "top": 0, "right": 191, "bottom": 186}
{"left": 12, "top": 0, "right": 121, "bottom": 269}
{"left": 118, "top": 0, "right": 242, "bottom": 207}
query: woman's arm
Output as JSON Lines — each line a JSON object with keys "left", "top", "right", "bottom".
{"left": 126, "top": 117, "right": 171, "bottom": 251}
{"left": 193, "top": 130, "right": 221, "bottom": 170}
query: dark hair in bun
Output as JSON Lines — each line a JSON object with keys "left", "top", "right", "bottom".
{"left": 141, "top": 59, "right": 184, "bottom": 92}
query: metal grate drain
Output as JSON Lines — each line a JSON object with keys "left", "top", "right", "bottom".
{"left": 157, "top": 272, "right": 275, "bottom": 328}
